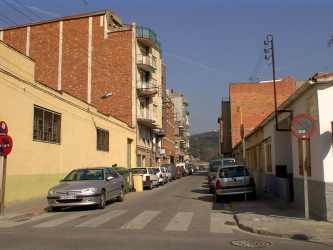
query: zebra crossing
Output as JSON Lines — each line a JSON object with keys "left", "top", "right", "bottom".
{"left": 0, "top": 209, "right": 235, "bottom": 234}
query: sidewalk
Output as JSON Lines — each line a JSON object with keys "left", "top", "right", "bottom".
{"left": 229, "top": 196, "right": 333, "bottom": 245}
{"left": 0, "top": 197, "right": 47, "bottom": 221}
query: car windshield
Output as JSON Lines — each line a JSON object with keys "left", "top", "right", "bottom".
{"left": 219, "top": 167, "right": 249, "bottom": 178}
{"left": 131, "top": 168, "right": 147, "bottom": 174}
{"left": 63, "top": 169, "right": 105, "bottom": 181}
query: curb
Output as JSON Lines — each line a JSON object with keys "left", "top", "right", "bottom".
{"left": 233, "top": 214, "right": 312, "bottom": 241}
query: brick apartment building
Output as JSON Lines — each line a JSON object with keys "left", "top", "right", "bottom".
{"left": 0, "top": 9, "right": 164, "bottom": 167}
{"left": 161, "top": 90, "right": 176, "bottom": 164}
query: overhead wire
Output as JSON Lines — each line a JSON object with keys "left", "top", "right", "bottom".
{"left": 11, "top": 0, "right": 44, "bottom": 20}
{"left": 2, "top": 0, "right": 36, "bottom": 22}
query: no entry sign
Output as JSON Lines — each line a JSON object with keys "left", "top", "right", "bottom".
{"left": 291, "top": 113, "right": 317, "bottom": 139}
{"left": 0, "top": 135, "right": 13, "bottom": 157}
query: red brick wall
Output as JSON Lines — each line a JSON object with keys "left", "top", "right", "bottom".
{"left": 3, "top": 27, "right": 26, "bottom": 54}
{"left": 2, "top": 14, "right": 133, "bottom": 127}
{"left": 62, "top": 18, "right": 88, "bottom": 102}
{"left": 91, "top": 16, "right": 133, "bottom": 126}
{"left": 230, "top": 76, "right": 296, "bottom": 147}
{"left": 30, "top": 23, "right": 59, "bottom": 89}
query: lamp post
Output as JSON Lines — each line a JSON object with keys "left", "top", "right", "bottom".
{"left": 264, "top": 34, "right": 278, "bottom": 130}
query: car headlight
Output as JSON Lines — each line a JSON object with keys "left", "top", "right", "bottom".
{"left": 48, "top": 189, "right": 55, "bottom": 196}
{"left": 80, "top": 188, "right": 98, "bottom": 195}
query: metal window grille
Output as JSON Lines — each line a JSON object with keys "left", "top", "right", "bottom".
{"left": 33, "top": 106, "right": 61, "bottom": 143}
{"left": 97, "top": 128, "right": 109, "bottom": 152}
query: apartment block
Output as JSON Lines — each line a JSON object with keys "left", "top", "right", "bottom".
{"left": 169, "top": 89, "right": 191, "bottom": 163}
{"left": 0, "top": 9, "right": 164, "bottom": 167}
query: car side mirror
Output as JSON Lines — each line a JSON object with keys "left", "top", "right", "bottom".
{"left": 106, "top": 176, "right": 114, "bottom": 181}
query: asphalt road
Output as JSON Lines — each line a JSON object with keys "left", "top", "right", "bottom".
{"left": 0, "top": 172, "right": 331, "bottom": 250}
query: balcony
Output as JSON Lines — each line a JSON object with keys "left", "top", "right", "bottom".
{"left": 137, "top": 80, "right": 158, "bottom": 97}
{"left": 154, "top": 128, "right": 166, "bottom": 137}
{"left": 137, "top": 113, "right": 157, "bottom": 129}
{"left": 137, "top": 54, "right": 156, "bottom": 72}
{"left": 136, "top": 26, "right": 161, "bottom": 52}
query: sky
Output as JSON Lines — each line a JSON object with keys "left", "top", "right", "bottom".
{"left": 0, "top": 0, "right": 332, "bottom": 134}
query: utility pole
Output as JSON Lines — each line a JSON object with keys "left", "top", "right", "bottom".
{"left": 264, "top": 34, "right": 279, "bottom": 130}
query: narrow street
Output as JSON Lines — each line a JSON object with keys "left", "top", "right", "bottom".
{"left": 0, "top": 173, "right": 330, "bottom": 250}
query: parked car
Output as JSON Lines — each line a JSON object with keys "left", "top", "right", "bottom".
{"left": 175, "top": 165, "right": 183, "bottom": 179}
{"left": 130, "top": 167, "right": 159, "bottom": 190}
{"left": 214, "top": 165, "right": 256, "bottom": 202}
{"left": 153, "top": 167, "right": 167, "bottom": 185}
{"left": 47, "top": 167, "right": 125, "bottom": 211}
{"left": 168, "top": 164, "right": 177, "bottom": 180}
{"left": 208, "top": 158, "right": 236, "bottom": 193}
{"left": 161, "top": 166, "right": 171, "bottom": 183}
{"left": 176, "top": 163, "right": 187, "bottom": 176}
{"left": 187, "top": 164, "right": 194, "bottom": 175}
{"left": 161, "top": 164, "right": 174, "bottom": 181}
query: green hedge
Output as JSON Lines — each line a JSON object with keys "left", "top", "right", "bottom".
{"left": 112, "top": 166, "right": 132, "bottom": 193}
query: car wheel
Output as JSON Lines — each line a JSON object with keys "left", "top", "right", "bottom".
{"left": 48, "top": 206, "right": 61, "bottom": 212}
{"left": 149, "top": 183, "right": 153, "bottom": 190}
{"left": 215, "top": 195, "right": 222, "bottom": 203}
{"left": 98, "top": 190, "right": 106, "bottom": 209}
{"left": 117, "top": 188, "right": 125, "bottom": 202}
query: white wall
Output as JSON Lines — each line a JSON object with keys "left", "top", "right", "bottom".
{"left": 290, "top": 88, "right": 324, "bottom": 182}
{"left": 317, "top": 85, "right": 333, "bottom": 182}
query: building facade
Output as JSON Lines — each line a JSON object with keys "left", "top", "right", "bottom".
{"left": 0, "top": 9, "right": 164, "bottom": 167}
{"left": 233, "top": 73, "right": 333, "bottom": 221}
{"left": 169, "top": 90, "right": 190, "bottom": 163}
{"left": 218, "top": 98, "right": 232, "bottom": 156}
{"left": 0, "top": 40, "right": 136, "bottom": 203}
{"left": 229, "top": 76, "right": 296, "bottom": 148}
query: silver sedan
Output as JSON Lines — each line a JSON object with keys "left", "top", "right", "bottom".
{"left": 47, "top": 167, "right": 125, "bottom": 211}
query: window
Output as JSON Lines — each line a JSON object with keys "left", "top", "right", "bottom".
{"left": 33, "top": 106, "right": 61, "bottom": 143}
{"left": 298, "top": 139, "right": 311, "bottom": 176}
{"left": 265, "top": 142, "right": 272, "bottom": 173}
{"left": 97, "top": 128, "right": 109, "bottom": 152}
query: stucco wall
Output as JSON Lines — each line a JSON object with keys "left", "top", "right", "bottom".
{"left": 0, "top": 42, "right": 136, "bottom": 202}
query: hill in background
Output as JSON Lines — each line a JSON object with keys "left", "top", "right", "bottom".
{"left": 190, "top": 131, "right": 219, "bottom": 162}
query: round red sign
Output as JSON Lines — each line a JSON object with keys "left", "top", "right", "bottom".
{"left": 0, "top": 121, "right": 8, "bottom": 135}
{"left": 291, "top": 113, "right": 317, "bottom": 139}
{"left": 0, "top": 135, "right": 13, "bottom": 156}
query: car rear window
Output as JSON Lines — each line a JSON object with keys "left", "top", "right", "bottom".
{"left": 223, "top": 159, "right": 236, "bottom": 166}
{"left": 209, "top": 161, "right": 221, "bottom": 172}
{"left": 219, "top": 167, "right": 249, "bottom": 178}
{"left": 131, "top": 168, "right": 147, "bottom": 174}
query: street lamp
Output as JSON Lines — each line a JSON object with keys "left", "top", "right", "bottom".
{"left": 101, "top": 92, "right": 113, "bottom": 99}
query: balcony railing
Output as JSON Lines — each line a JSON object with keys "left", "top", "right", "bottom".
{"left": 137, "top": 54, "right": 156, "bottom": 72}
{"left": 137, "top": 79, "right": 158, "bottom": 97}
{"left": 137, "top": 112, "right": 157, "bottom": 128}
{"left": 136, "top": 26, "right": 161, "bottom": 52}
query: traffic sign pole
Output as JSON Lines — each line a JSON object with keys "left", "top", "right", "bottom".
{"left": 0, "top": 156, "right": 7, "bottom": 216}
{"left": 302, "top": 140, "right": 309, "bottom": 219}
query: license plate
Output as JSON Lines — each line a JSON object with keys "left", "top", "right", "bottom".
{"left": 60, "top": 194, "right": 76, "bottom": 200}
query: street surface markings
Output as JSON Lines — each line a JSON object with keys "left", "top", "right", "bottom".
{"left": 121, "top": 211, "right": 160, "bottom": 230}
{"left": 165, "top": 212, "right": 193, "bottom": 232}
{"left": 210, "top": 213, "right": 234, "bottom": 233}
{"left": 76, "top": 209, "right": 127, "bottom": 228}
{"left": 0, "top": 213, "right": 58, "bottom": 228}
{"left": 33, "top": 211, "right": 92, "bottom": 228}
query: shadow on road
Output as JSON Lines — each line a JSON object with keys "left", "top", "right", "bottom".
{"left": 193, "top": 180, "right": 304, "bottom": 218}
